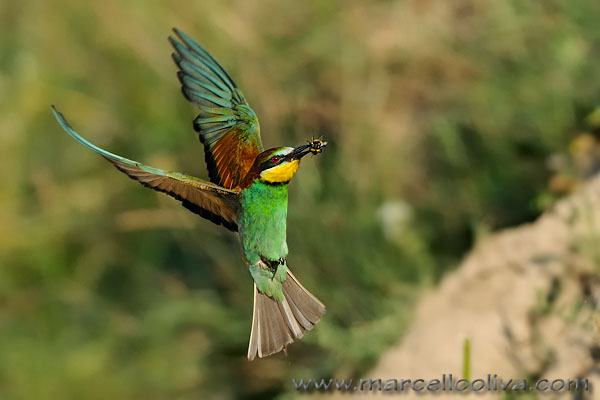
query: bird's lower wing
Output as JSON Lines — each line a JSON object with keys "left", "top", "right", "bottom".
{"left": 52, "top": 106, "right": 240, "bottom": 231}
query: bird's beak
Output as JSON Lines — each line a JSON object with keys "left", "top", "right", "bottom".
{"left": 286, "top": 144, "right": 312, "bottom": 161}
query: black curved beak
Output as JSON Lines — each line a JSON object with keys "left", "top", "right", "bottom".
{"left": 286, "top": 144, "right": 312, "bottom": 161}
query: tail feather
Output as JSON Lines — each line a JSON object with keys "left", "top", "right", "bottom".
{"left": 282, "top": 270, "right": 325, "bottom": 325}
{"left": 247, "top": 269, "right": 325, "bottom": 360}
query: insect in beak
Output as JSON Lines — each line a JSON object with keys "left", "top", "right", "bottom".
{"left": 308, "top": 136, "right": 327, "bottom": 154}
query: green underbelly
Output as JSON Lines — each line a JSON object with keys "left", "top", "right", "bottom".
{"left": 238, "top": 181, "right": 289, "bottom": 265}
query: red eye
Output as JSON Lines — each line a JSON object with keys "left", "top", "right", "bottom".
{"left": 271, "top": 156, "right": 280, "bottom": 163}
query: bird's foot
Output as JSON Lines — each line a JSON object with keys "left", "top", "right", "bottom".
{"left": 249, "top": 263, "right": 284, "bottom": 301}
{"left": 273, "top": 262, "right": 287, "bottom": 283}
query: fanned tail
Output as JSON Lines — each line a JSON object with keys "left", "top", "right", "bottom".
{"left": 247, "top": 269, "right": 325, "bottom": 360}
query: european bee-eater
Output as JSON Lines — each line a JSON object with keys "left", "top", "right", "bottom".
{"left": 52, "top": 28, "right": 326, "bottom": 360}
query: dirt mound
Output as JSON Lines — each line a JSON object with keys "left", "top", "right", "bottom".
{"left": 324, "top": 176, "right": 600, "bottom": 399}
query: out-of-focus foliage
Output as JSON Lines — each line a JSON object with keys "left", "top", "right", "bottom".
{"left": 1, "top": 0, "right": 600, "bottom": 398}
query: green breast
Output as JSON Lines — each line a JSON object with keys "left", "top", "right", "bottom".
{"left": 238, "top": 180, "right": 289, "bottom": 265}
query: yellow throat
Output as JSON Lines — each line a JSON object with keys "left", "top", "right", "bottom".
{"left": 260, "top": 160, "right": 300, "bottom": 183}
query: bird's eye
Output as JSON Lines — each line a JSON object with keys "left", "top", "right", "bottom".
{"left": 271, "top": 156, "right": 281, "bottom": 163}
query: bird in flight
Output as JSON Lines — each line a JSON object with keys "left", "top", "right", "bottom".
{"left": 52, "top": 28, "right": 327, "bottom": 360}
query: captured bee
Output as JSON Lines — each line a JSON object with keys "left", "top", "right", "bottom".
{"left": 308, "top": 136, "right": 328, "bottom": 154}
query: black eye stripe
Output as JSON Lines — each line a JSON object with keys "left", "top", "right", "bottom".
{"left": 259, "top": 155, "right": 282, "bottom": 171}
{"left": 259, "top": 150, "right": 294, "bottom": 171}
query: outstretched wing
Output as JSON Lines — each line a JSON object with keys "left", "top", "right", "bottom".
{"left": 170, "top": 28, "right": 263, "bottom": 190}
{"left": 52, "top": 106, "right": 240, "bottom": 231}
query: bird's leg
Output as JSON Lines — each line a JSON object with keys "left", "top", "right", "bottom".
{"left": 249, "top": 260, "right": 284, "bottom": 301}
{"left": 273, "top": 258, "right": 287, "bottom": 284}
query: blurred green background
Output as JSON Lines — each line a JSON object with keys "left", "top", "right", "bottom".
{"left": 2, "top": 0, "right": 600, "bottom": 398}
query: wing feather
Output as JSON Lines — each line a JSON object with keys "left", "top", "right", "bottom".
{"left": 170, "top": 28, "right": 263, "bottom": 189}
{"left": 52, "top": 106, "right": 240, "bottom": 231}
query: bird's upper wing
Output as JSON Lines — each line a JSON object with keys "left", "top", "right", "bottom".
{"left": 52, "top": 106, "right": 240, "bottom": 231}
{"left": 169, "top": 28, "right": 263, "bottom": 190}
